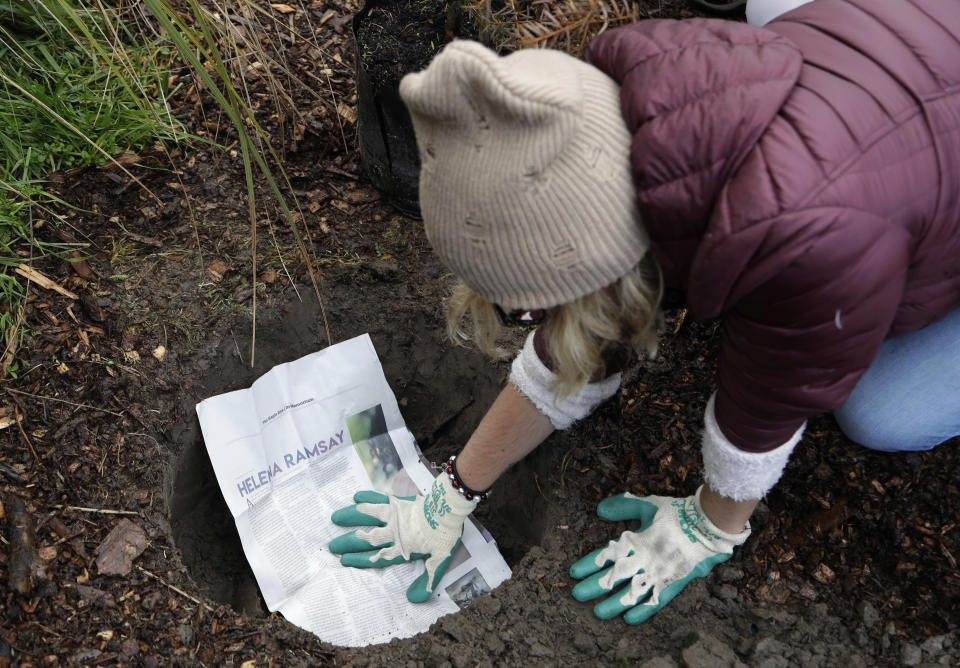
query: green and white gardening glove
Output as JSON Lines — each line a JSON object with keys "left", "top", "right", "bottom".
{"left": 569, "top": 485, "right": 750, "bottom": 624}
{"left": 329, "top": 475, "right": 477, "bottom": 603}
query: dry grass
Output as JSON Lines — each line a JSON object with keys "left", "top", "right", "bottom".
{"left": 468, "top": 0, "right": 676, "bottom": 57}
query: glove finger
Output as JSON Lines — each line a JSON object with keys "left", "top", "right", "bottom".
{"left": 569, "top": 547, "right": 612, "bottom": 581}
{"left": 354, "top": 490, "right": 390, "bottom": 504}
{"left": 331, "top": 503, "right": 386, "bottom": 527}
{"left": 329, "top": 527, "right": 400, "bottom": 554}
{"left": 594, "top": 581, "right": 651, "bottom": 620}
{"left": 572, "top": 562, "right": 638, "bottom": 602}
{"left": 623, "top": 582, "right": 677, "bottom": 625}
{"left": 596, "top": 494, "right": 659, "bottom": 525}
{"left": 620, "top": 552, "right": 731, "bottom": 624}
{"left": 623, "top": 598, "right": 664, "bottom": 625}
{"left": 329, "top": 530, "right": 380, "bottom": 554}
{"left": 406, "top": 546, "right": 457, "bottom": 603}
{"left": 340, "top": 548, "right": 430, "bottom": 569}
{"left": 340, "top": 548, "right": 401, "bottom": 568}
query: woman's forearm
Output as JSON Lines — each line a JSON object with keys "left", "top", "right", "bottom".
{"left": 699, "top": 483, "right": 758, "bottom": 534}
{"left": 455, "top": 383, "right": 758, "bottom": 536}
{"left": 454, "top": 382, "right": 555, "bottom": 491}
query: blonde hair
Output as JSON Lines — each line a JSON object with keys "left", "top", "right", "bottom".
{"left": 446, "top": 254, "right": 663, "bottom": 398}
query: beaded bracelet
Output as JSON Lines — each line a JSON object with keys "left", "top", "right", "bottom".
{"left": 445, "top": 455, "right": 491, "bottom": 502}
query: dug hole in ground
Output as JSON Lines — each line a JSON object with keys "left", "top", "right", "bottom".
{"left": 161, "top": 262, "right": 958, "bottom": 667}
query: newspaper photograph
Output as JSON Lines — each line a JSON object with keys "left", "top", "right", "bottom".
{"left": 195, "top": 334, "right": 511, "bottom": 647}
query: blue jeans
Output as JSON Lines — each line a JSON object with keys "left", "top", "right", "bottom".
{"left": 834, "top": 306, "right": 960, "bottom": 452}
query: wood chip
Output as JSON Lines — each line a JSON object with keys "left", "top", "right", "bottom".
{"left": 317, "top": 9, "right": 336, "bottom": 26}
{"left": 206, "top": 260, "right": 229, "bottom": 282}
{"left": 271, "top": 3, "right": 296, "bottom": 13}
{"left": 112, "top": 152, "right": 141, "bottom": 166}
{"left": 68, "top": 251, "right": 96, "bottom": 280}
{"left": 0, "top": 405, "right": 20, "bottom": 431}
{"left": 152, "top": 345, "right": 167, "bottom": 362}
{"left": 95, "top": 519, "right": 147, "bottom": 576}
{"left": 75, "top": 584, "right": 116, "bottom": 608}
{"left": 337, "top": 102, "right": 357, "bottom": 124}
{"left": 8, "top": 496, "right": 37, "bottom": 594}
{"left": 14, "top": 264, "right": 79, "bottom": 300}
{"left": 812, "top": 563, "right": 835, "bottom": 584}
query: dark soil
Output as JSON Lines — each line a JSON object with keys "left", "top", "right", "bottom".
{"left": 1, "top": 1, "right": 958, "bottom": 666}
{"left": 355, "top": 0, "right": 458, "bottom": 91}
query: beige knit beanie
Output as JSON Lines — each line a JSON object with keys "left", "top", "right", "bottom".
{"left": 399, "top": 40, "right": 649, "bottom": 310}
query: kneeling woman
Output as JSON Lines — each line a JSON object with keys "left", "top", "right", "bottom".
{"left": 330, "top": 0, "right": 960, "bottom": 622}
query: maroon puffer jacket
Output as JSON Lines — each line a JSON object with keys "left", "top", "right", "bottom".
{"left": 588, "top": 0, "right": 960, "bottom": 451}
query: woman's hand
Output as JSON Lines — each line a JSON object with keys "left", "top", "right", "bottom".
{"left": 328, "top": 475, "right": 477, "bottom": 602}
{"left": 570, "top": 485, "right": 750, "bottom": 624}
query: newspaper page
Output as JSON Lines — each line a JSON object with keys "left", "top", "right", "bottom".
{"left": 195, "top": 334, "right": 511, "bottom": 647}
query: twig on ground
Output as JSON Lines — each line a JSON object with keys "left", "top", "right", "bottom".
{"left": 137, "top": 566, "right": 215, "bottom": 611}
{"left": 53, "top": 505, "right": 139, "bottom": 516}
{"left": 14, "top": 406, "right": 42, "bottom": 468}
{"left": 5, "top": 388, "right": 124, "bottom": 417}
{"left": 13, "top": 264, "right": 79, "bottom": 300}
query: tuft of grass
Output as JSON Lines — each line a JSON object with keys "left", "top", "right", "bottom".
{"left": 0, "top": 0, "right": 184, "bottom": 376}
{"left": 141, "top": 0, "right": 335, "bottom": 363}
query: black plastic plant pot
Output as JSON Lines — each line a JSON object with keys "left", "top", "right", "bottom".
{"left": 353, "top": 0, "right": 432, "bottom": 220}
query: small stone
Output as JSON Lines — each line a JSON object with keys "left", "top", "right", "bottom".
{"left": 178, "top": 624, "right": 194, "bottom": 646}
{"left": 901, "top": 642, "right": 922, "bottom": 666}
{"left": 75, "top": 648, "right": 103, "bottom": 662}
{"left": 921, "top": 635, "right": 946, "bottom": 654}
{"left": 856, "top": 601, "right": 880, "bottom": 627}
{"left": 716, "top": 565, "right": 743, "bottom": 583}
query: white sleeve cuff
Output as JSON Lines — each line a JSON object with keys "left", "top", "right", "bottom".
{"left": 701, "top": 394, "right": 804, "bottom": 501}
{"left": 508, "top": 332, "right": 621, "bottom": 430}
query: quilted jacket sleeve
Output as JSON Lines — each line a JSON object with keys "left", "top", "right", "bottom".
{"left": 712, "top": 207, "right": 912, "bottom": 452}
